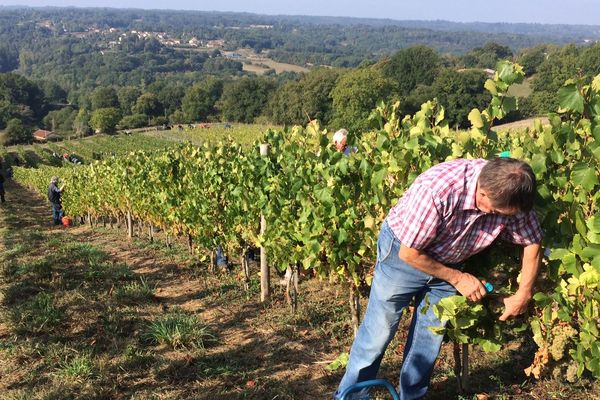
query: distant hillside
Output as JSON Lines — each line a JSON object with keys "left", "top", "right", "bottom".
{"left": 2, "top": 6, "right": 599, "bottom": 48}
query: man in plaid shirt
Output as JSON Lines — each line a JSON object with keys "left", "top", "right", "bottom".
{"left": 335, "top": 157, "right": 543, "bottom": 400}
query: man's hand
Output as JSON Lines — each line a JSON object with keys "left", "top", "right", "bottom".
{"left": 499, "top": 291, "right": 531, "bottom": 321}
{"left": 454, "top": 272, "right": 487, "bottom": 302}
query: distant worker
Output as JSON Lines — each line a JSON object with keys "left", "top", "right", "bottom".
{"left": 333, "top": 128, "right": 356, "bottom": 156}
{"left": 48, "top": 176, "right": 65, "bottom": 225}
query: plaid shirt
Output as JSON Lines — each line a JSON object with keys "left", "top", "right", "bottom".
{"left": 387, "top": 158, "right": 543, "bottom": 264}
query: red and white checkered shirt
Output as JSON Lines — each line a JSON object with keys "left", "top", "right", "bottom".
{"left": 387, "top": 158, "right": 543, "bottom": 264}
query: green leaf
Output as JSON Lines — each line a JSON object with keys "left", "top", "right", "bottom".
{"left": 571, "top": 163, "right": 599, "bottom": 192}
{"left": 573, "top": 205, "right": 588, "bottom": 237}
{"left": 580, "top": 245, "right": 600, "bottom": 261}
{"left": 502, "top": 96, "right": 518, "bottom": 116}
{"left": 325, "top": 352, "right": 349, "bottom": 372}
{"left": 476, "top": 338, "right": 502, "bottom": 353}
{"left": 484, "top": 79, "right": 498, "bottom": 95}
{"left": 530, "top": 154, "right": 547, "bottom": 177}
{"left": 371, "top": 166, "right": 387, "bottom": 188}
{"left": 587, "top": 214, "right": 600, "bottom": 234}
{"left": 561, "top": 253, "right": 579, "bottom": 276}
{"left": 558, "top": 83, "right": 584, "bottom": 114}
{"left": 336, "top": 228, "right": 348, "bottom": 245}
{"left": 314, "top": 187, "right": 333, "bottom": 206}
{"left": 592, "top": 74, "right": 600, "bottom": 91}
{"left": 590, "top": 142, "right": 600, "bottom": 162}
{"left": 496, "top": 61, "right": 524, "bottom": 85}
{"left": 468, "top": 109, "right": 485, "bottom": 129}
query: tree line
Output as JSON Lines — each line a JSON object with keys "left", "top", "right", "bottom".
{"left": 1, "top": 13, "right": 600, "bottom": 144}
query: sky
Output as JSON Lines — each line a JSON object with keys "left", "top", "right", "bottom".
{"left": 1, "top": 1, "right": 599, "bottom": 26}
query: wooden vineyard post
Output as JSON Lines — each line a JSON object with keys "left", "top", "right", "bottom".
{"left": 259, "top": 143, "right": 270, "bottom": 302}
{"left": 452, "top": 342, "right": 469, "bottom": 393}
{"left": 461, "top": 343, "right": 469, "bottom": 390}
{"left": 127, "top": 210, "right": 133, "bottom": 239}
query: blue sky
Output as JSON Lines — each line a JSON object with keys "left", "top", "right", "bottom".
{"left": 1, "top": 1, "right": 599, "bottom": 25}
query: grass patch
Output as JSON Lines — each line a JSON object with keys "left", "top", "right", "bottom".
{"left": 84, "top": 261, "right": 134, "bottom": 282}
{"left": 1, "top": 280, "right": 43, "bottom": 305}
{"left": 46, "top": 236, "right": 64, "bottom": 248}
{"left": 13, "top": 292, "right": 63, "bottom": 333}
{"left": 115, "top": 277, "right": 155, "bottom": 303}
{"left": 61, "top": 243, "right": 107, "bottom": 265}
{"left": 142, "top": 309, "right": 215, "bottom": 350}
{"left": 27, "top": 230, "right": 45, "bottom": 242}
{"left": 1, "top": 242, "right": 31, "bottom": 259}
{"left": 10, "top": 258, "right": 53, "bottom": 280}
{"left": 120, "top": 344, "right": 156, "bottom": 369}
{"left": 57, "top": 351, "right": 95, "bottom": 381}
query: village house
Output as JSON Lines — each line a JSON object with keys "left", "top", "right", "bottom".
{"left": 32, "top": 129, "right": 60, "bottom": 142}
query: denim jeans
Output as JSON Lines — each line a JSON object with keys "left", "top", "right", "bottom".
{"left": 334, "top": 220, "right": 456, "bottom": 400}
{"left": 52, "top": 203, "right": 64, "bottom": 225}
{"left": 216, "top": 245, "right": 228, "bottom": 266}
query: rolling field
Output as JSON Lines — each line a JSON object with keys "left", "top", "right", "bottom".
{"left": 0, "top": 123, "right": 275, "bottom": 168}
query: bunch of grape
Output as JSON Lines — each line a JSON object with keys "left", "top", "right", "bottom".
{"left": 565, "top": 362, "right": 579, "bottom": 383}
{"left": 549, "top": 324, "right": 578, "bottom": 361}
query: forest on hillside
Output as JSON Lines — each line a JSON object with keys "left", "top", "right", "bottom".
{"left": 1, "top": 7, "right": 600, "bottom": 145}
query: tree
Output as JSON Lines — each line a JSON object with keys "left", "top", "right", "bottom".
{"left": 0, "top": 73, "right": 45, "bottom": 126}
{"left": 182, "top": 78, "right": 224, "bottom": 122}
{"left": 119, "top": 113, "right": 148, "bottom": 129}
{"left": 579, "top": 42, "right": 600, "bottom": 77}
{"left": 73, "top": 108, "right": 91, "bottom": 138}
{"left": 202, "top": 58, "right": 243, "bottom": 74}
{"left": 518, "top": 45, "right": 547, "bottom": 76}
{"left": 5, "top": 118, "right": 29, "bottom": 144}
{"left": 217, "top": 77, "right": 276, "bottom": 123}
{"left": 169, "top": 109, "right": 186, "bottom": 124}
{"left": 461, "top": 42, "right": 514, "bottom": 69}
{"left": 530, "top": 45, "right": 580, "bottom": 113}
{"left": 91, "top": 87, "right": 119, "bottom": 111}
{"left": 38, "top": 80, "right": 67, "bottom": 104}
{"left": 132, "top": 93, "right": 162, "bottom": 119}
{"left": 264, "top": 79, "right": 304, "bottom": 125}
{"left": 265, "top": 68, "right": 341, "bottom": 126}
{"left": 151, "top": 84, "right": 185, "bottom": 116}
{"left": 0, "top": 44, "right": 18, "bottom": 73}
{"left": 330, "top": 67, "right": 396, "bottom": 133}
{"left": 42, "top": 107, "right": 76, "bottom": 133}
{"left": 430, "top": 69, "right": 491, "bottom": 128}
{"left": 118, "top": 86, "right": 142, "bottom": 115}
{"left": 89, "top": 107, "right": 121, "bottom": 134}
{"left": 380, "top": 45, "right": 442, "bottom": 96}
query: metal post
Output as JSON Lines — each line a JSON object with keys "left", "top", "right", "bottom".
{"left": 259, "top": 143, "right": 270, "bottom": 302}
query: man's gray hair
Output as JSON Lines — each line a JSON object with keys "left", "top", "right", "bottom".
{"left": 478, "top": 158, "right": 536, "bottom": 212}
{"left": 50, "top": 176, "right": 59, "bottom": 184}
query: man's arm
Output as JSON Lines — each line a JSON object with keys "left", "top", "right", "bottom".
{"left": 499, "top": 242, "right": 542, "bottom": 321}
{"left": 399, "top": 244, "right": 487, "bottom": 302}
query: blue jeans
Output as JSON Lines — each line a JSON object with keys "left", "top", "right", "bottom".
{"left": 52, "top": 203, "right": 64, "bottom": 225}
{"left": 335, "top": 220, "right": 456, "bottom": 400}
{"left": 216, "top": 245, "right": 228, "bottom": 266}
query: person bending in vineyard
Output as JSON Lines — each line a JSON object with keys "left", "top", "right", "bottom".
{"left": 334, "top": 157, "right": 542, "bottom": 400}
{"left": 48, "top": 176, "right": 65, "bottom": 225}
